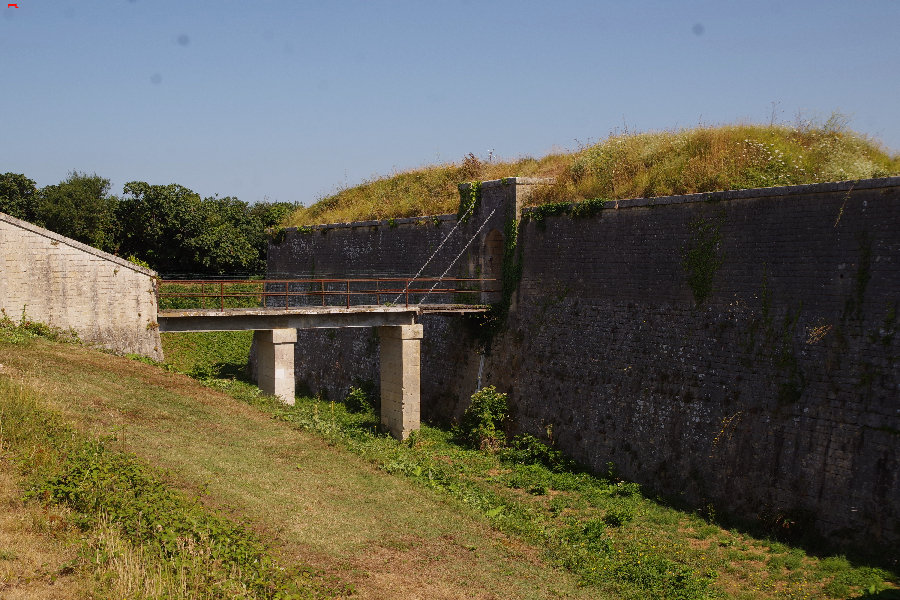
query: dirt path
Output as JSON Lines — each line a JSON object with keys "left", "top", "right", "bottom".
{"left": 1, "top": 340, "right": 602, "bottom": 600}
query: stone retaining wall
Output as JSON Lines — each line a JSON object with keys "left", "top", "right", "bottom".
{"left": 266, "top": 177, "right": 900, "bottom": 547}
{"left": 0, "top": 212, "right": 162, "bottom": 359}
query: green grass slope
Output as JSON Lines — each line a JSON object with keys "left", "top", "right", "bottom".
{"left": 2, "top": 320, "right": 897, "bottom": 599}
{"left": 286, "top": 121, "right": 900, "bottom": 227}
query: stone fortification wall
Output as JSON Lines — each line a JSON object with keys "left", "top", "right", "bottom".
{"left": 267, "top": 177, "right": 900, "bottom": 547}
{"left": 495, "top": 177, "right": 900, "bottom": 548}
{"left": 263, "top": 178, "right": 538, "bottom": 413}
{"left": 0, "top": 212, "right": 162, "bottom": 359}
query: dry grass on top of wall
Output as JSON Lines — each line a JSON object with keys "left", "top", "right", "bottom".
{"left": 284, "top": 151, "right": 570, "bottom": 227}
{"left": 284, "top": 119, "right": 900, "bottom": 226}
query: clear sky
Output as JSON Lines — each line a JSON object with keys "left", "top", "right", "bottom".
{"left": 1, "top": 0, "right": 898, "bottom": 205}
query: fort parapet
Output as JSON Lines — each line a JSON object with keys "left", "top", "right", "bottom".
{"left": 270, "top": 177, "right": 900, "bottom": 546}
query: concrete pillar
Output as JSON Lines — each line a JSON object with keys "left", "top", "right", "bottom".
{"left": 254, "top": 329, "right": 297, "bottom": 405}
{"left": 379, "top": 324, "right": 423, "bottom": 440}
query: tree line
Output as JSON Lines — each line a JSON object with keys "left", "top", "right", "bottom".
{"left": 0, "top": 171, "right": 296, "bottom": 275}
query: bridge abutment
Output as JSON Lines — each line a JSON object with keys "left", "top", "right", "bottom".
{"left": 254, "top": 328, "right": 297, "bottom": 405}
{"left": 379, "top": 324, "right": 423, "bottom": 440}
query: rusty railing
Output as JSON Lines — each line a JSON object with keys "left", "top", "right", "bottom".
{"left": 157, "top": 278, "right": 498, "bottom": 310}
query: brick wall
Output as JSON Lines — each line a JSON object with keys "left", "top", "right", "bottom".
{"left": 0, "top": 213, "right": 162, "bottom": 359}
{"left": 267, "top": 177, "right": 900, "bottom": 546}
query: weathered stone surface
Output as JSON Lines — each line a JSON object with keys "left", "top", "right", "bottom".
{"left": 379, "top": 324, "right": 423, "bottom": 440}
{"left": 255, "top": 329, "right": 297, "bottom": 405}
{"left": 0, "top": 212, "right": 161, "bottom": 359}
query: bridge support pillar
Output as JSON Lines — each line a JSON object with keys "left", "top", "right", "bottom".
{"left": 254, "top": 329, "right": 297, "bottom": 405}
{"left": 379, "top": 324, "right": 423, "bottom": 440}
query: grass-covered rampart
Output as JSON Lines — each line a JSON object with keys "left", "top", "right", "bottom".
{"left": 0, "top": 319, "right": 337, "bottom": 599}
{"left": 285, "top": 121, "right": 900, "bottom": 226}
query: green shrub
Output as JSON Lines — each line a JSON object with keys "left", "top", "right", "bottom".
{"left": 609, "top": 553, "right": 712, "bottom": 600}
{"left": 500, "top": 433, "right": 576, "bottom": 472}
{"left": 823, "top": 580, "right": 851, "bottom": 598}
{"left": 125, "top": 254, "right": 151, "bottom": 269}
{"left": 603, "top": 503, "right": 635, "bottom": 527}
{"left": 506, "top": 464, "right": 552, "bottom": 495}
{"left": 345, "top": 385, "right": 373, "bottom": 413}
{"left": 459, "top": 386, "right": 508, "bottom": 450}
{"left": 561, "top": 518, "right": 612, "bottom": 554}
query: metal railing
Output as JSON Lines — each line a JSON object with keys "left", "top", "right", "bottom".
{"left": 157, "top": 278, "right": 498, "bottom": 310}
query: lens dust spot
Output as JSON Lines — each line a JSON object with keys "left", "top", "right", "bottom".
{"left": 177, "top": 34, "right": 190, "bottom": 46}
{"left": 692, "top": 23, "right": 704, "bottom": 36}
{"left": 150, "top": 73, "right": 162, "bottom": 85}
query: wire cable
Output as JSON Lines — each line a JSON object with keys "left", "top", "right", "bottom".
{"left": 418, "top": 205, "right": 498, "bottom": 305}
{"left": 391, "top": 193, "right": 480, "bottom": 304}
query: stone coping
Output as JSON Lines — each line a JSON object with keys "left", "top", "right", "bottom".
{"left": 458, "top": 177, "right": 557, "bottom": 189}
{"left": 521, "top": 176, "right": 900, "bottom": 214}
{"left": 283, "top": 213, "right": 458, "bottom": 234}
{"left": 0, "top": 212, "right": 157, "bottom": 277}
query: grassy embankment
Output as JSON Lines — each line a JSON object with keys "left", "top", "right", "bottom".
{"left": 285, "top": 121, "right": 900, "bottom": 227}
{"left": 2, "top": 313, "right": 897, "bottom": 599}
{"left": 0, "top": 319, "right": 601, "bottom": 599}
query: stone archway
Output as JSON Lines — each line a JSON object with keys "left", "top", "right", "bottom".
{"left": 482, "top": 228, "right": 503, "bottom": 303}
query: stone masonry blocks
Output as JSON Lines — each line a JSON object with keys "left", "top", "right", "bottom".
{"left": 379, "top": 324, "right": 423, "bottom": 440}
{"left": 255, "top": 329, "right": 297, "bottom": 405}
{"left": 0, "top": 212, "right": 161, "bottom": 359}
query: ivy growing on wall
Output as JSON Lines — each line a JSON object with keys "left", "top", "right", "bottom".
{"left": 457, "top": 181, "right": 482, "bottom": 223}
{"left": 269, "top": 226, "right": 288, "bottom": 245}
{"left": 521, "top": 198, "right": 608, "bottom": 230}
{"left": 740, "top": 266, "right": 807, "bottom": 405}
{"left": 525, "top": 201, "right": 570, "bottom": 230}
{"left": 842, "top": 231, "right": 872, "bottom": 323}
{"left": 681, "top": 211, "right": 725, "bottom": 307}
{"left": 466, "top": 212, "right": 524, "bottom": 351}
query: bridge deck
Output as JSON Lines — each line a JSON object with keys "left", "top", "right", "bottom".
{"left": 156, "top": 304, "right": 487, "bottom": 332}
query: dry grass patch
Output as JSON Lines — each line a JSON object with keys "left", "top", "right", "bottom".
{"left": 0, "top": 459, "right": 93, "bottom": 600}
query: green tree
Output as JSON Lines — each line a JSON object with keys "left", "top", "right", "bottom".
{"left": 36, "top": 171, "right": 120, "bottom": 252}
{"left": 191, "top": 195, "right": 267, "bottom": 274}
{"left": 118, "top": 182, "right": 206, "bottom": 273}
{"left": 0, "top": 173, "right": 39, "bottom": 222}
{"left": 118, "top": 182, "right": 271, "bottom": 274}
{"left": 250, "top": 201, "right": 299, "bottom": 228}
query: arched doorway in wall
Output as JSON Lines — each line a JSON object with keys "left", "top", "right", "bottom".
{"left": 482, "top": 228, "right": 503, "bottom": 303}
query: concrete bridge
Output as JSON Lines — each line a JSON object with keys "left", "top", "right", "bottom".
{"left": 156, "top": 280, "right": 491, "bottom": 440}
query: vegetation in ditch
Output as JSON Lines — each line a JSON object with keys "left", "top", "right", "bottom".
{"left": 284, "top": 118, "right": 899, "bottom": 227}
{"left": 4, "top": 321, "right": 898, "bottom": 598}
{"left": 154, "top": 329, "right": 900, "bottom": 599}
{"left": 233, "top": 388, "right": 896, "bottom": 600}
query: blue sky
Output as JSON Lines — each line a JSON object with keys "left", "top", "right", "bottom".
{"left": 1, "top": 0, "right": 898, "bottom": 205}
